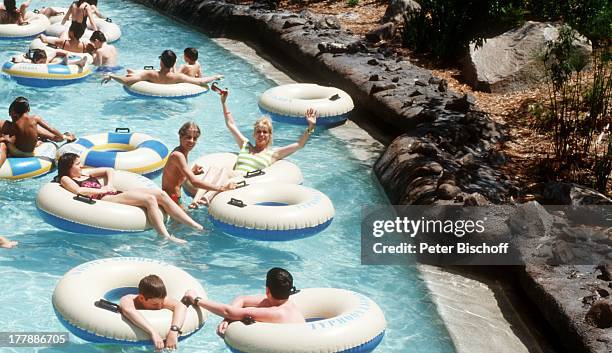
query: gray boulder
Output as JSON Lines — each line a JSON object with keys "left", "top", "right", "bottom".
{"left": 462, "top": 21, "right": 592, "bottom": 93}
{"left": 382, "top": 0, "right": 421, "bottom": 24}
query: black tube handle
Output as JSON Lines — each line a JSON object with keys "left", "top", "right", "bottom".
{"left": 74, "top": 194, "right": 96, "bottom": 204}
{"left": 143, "top": 65, "right": 154, "bottom": 70}
{"left": 228, "top": 198, "right": 246, "bottom": 208}
{"left": 235, "top": 181, "right": 247, "bottom": 189}
{"left": 242, "top": 316, "right": 255, "bottom": 325}
{"left": 115, "top": 127, "right": 130, "bottom": 133}
{"left": 94, "top": 299, "right": 120, "bottom": 313}
{"left": 244, "top": 169, "right": 265, "bottom": 178}
{"left": 329, "top": 94, "right": 340, "bottom": 101}
{"left": 105, "top": 17, "right": 113, "bottom": 23}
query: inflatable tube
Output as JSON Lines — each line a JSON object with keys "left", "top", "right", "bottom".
{"left": 36, "top": 170, "right": 166, "bottom": 234}
{"left": 225, "top": 288, "right": 386, "bottom": 353}
{"left": 53, "top": 257, "right": 207, "bottom": 344}
{"left": 183, "top": 152, "right": 303, "bottom": 197}
{"left": 123, "top": 70, "right": 209, "bottom": 99}
{"left": 0, "top": 142, "right": 57, "bottom": 180}
{"left": 209, "top": 183, "right": 334, "bottom": 241}
{"left": 57, "top": 129, "right": 169, "bottom": 178}
{"left": 45, "top": 16, "right": 121, "bottom": 43}
{"left": 258, "top": 84, "right": 353, "bottom": 126}
{"left": 2, "top": 54, "right": 92, "bottom": 87}
{"left": 0, "top": 12, "right": 50, "bottom": 39}
{"left": 43, "top": 7, "right": 67, "bottom": 25}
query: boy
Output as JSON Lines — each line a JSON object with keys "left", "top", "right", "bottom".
{"left": 119, "top": 275, "right": 186, "bottom": 351}
{"left": 178, "top": 47, "right": 202, "bottom": 78}
{"left": 88, "top": 30, "right": 118, "bottom": 67}
{"left": 3, "top": 97, "right": 75, "bottom": 158}
{"left": 161, "top": 122, "right": 236, "bottom": 206}
{"left": 103, "top": 49, "right": 222, "bottom": 86}
{"left": 183, "top": 268, "right": 305, "bottom": 337}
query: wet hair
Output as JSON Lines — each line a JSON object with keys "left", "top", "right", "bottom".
{"left": 75, "top": 0, "right": 86, "bottom": 5}
{"left": 138, "top": 275, "right": 167, "bottom": 299}
{"left": 54, "top": 153, "right": 79, "bottom": 183}
{"left": 184, "top": 47, "right": 198, "bottom": 62}
{"left": 159, "top": 50, "right": 177, "bottom": 69}
{"left": 69, "top": 21, "right": 86, "bottom": 40}
{"left": 253, "top": 116, "right": 273, "bottom": 147}
{"left": 4, "top": 0, "right": 16, "bottom": 12}
{"left": 89, "top": 30, "right": 106, "bottom": 43}
{"left": 31, "top": 49, "right": 47, "bottom": 64}
{"left": 9, "top": 96, "right": 29, "bottom": 117}
{"left": 266, "top": 268, "right": 294, "bottom": 300}
{"left": 85, "top": 0, "right": 98, "bottom": 5}
{"left": 178, "top": 121, "right": 201, "bottom": 138}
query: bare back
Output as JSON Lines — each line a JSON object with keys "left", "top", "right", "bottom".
{"left": 179, "top": 63, "right": 201, "bottom": 78}
{"left": 69, "top": 2, "right": 88, "bottom": 24}
{"left": 13, "top": 115, "right": 39, "bottom": 153}
{"left": 94, "top": 45, "right": 117, "bottom": 67}
{"left": 254, "top": 297, "right": 305, "bottom": 324}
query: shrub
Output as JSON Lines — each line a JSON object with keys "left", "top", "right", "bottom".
{"left": 348, "top": 0, "right": 358, "bottom": 7}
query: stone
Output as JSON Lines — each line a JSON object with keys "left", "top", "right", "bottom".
{"left": 318, "top": 42, "right": 349, "bottom": 54}
{"left": 597, "top": 262, "right": 612, "bottom": 281}
{"left": 382, "top": 0, "right": 421, "bottom": 24}
{"left": 314, "top": 15, "right": 341, "bottom": 30}
{"left": 585, "top": 300, "right": 612, "bottom": 328}
{"left": 369, "top": 74, "right": 380, "bottom": 81}
{"left": 282, "top": 17, "right": 306, "bottom": 29}
{"left": 542, "top": 182, "right": 612, "bottom": 206}
{"left": 462, "top": 21, "right": 592, "bottom": 93}
{"left": 445, "top": 93, "right": 476, "bottom": 113}
{"left": 370, "top": 83, "right": 397, "bottom": 95}
{"left": 365, "top": 22, "right": 395, "bottom": 43}
{"left": 464, "top": 192, "right": 490, "bottom": 206}
{"left": 437, "top": 183, "right": 460, "bottom": 200}
{"left": 367, "top": 58, "right": 379, "bottom": 66}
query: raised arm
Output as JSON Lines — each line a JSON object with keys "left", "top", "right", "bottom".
{"left": 34, "top": 115, "right": 64, "bottom": 142}
{"left": 271, "top": 108, "right": 317, "bottom": 162}
{"left": 220, "top": 91, "right": 248, "bottom": 149}
{"left": 184, "top": 291, "right": 279, "bottom": 322}
{"left": 162, "top": 298, "right": 187, "bottom": 350}
{"left": 102, "top": 71, "right": 149, "bottom": 86}
{"left": 175, "top": 72, "right": 223, "bottom": 86}
{"left": 119, "top": 295, "right": 164, "bottom": 351}
{"left": 60, "top": 4, "right": 74, "bottom": 25}
{"left": 85, "top": 6, "right": 98, "bottom": 31}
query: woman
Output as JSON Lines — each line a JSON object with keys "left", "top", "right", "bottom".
{"left": 0, "top": 0, "right": 26, "bottom": 24}
{"left": 56, "top": 153, "right": 202, "bottom": 244}
{"left": 60, "top": 0, "right": 97, "bottom": 34}
{"left": 39, "top": 21, "right": 87, "bottom": 53}
{"left": 190, "top": 89, "right": 317, "bottom": 208}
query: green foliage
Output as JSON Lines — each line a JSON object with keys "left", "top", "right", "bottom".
{"left": 402, "top": 0, "right": 610, "bottom": 61}
{"left": 535, "top": 27, "right": 612, "bottom": 192}
{"left": 347, "top": 0, "right": 358, "bottom": 7}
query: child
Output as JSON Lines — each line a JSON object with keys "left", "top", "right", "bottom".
{"left": 183, "top": 268, "right": 305, "bottom": 338}
{"left": 119, "top": 275, "right": 187, "bottom": 350}
{"left": 178, "top": 47, "right": 202, "bottom": 78}
{"left": 4, "top": 97, "right": 75, "bottom": 157}
{"left": 161, "top": 122, "right": 236, "bottom": 207}
{"left": 88, "top": 30, "right": 117, "bottom": 67}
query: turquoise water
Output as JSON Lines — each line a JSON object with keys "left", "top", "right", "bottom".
{"left": 0, "top": 1, "right": 455, "bottom": 352}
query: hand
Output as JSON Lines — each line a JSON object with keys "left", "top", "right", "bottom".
{"left": 192, "top": 164, "right": 203, "bottom": 175}
{"left": 183, "top": 289, "right": 197, "bottom": 303}
{"left": 305, "top": 108, "right": 317, "bottom": 127}
{"left": 220, "top": 89, "right": 229, "bottom": 104}
{"left": 216, "top": 320, "right": 229, "bottom": 338}
{"left": 126, "top": 68, "right": 135, "bottom": 76}
{"left": 101, "top": 74, "right": 111, "bottom": 85}
{"left": 151, "top": 332, "right": 164, "bottom": 351}
{"left": 63, "top": 132, "right": 76, "bottom": 143}
{"left": 165, "top": 330, "right": 179, "bottom": 350}
{"left": 214, "top": 74, "right": 224, "bottom": 80}
{"left": 101, "top": 185, "right": 117, "bottom": 193}
{"left": 223, "top": 182, "right": 237, "bottom": 191}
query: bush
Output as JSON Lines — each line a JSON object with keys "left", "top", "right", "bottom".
{"left": 402, "top": 0, "right": 610, "bottom": 61}
{"left": 347, "top": 0, "right": 358, "bottom": 7}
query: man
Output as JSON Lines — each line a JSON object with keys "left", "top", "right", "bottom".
{"left": 161, "top": 121, "right": 235, "bottom": 206}
{"left": 88, "top": 30, "right": 118, "bottom": 67}
{"left": 102, "top": 49, "right": 222, "bottom": 86}
{"left": 183, "top": 268, "right": 305, "bottom": 337}
{"left": 119, "top": 275, "right": 186, "bottom": 351}
{"left": 2, "top": 97, "right": 75, "bottom": 159}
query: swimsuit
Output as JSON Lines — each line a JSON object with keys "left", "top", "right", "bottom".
{"left": 234, "top": 143, "right": 273, "bottom": 173}
{"left": 73, "top": 176, "right": 121, "bottom": 200}
{"left": 62, "top": 40, "right": 86, "bottom": 53}
{"left": 169, "top": 193, "right": 181, "bottom": 205}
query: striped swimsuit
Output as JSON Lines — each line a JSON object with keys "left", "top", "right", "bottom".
{"left": 234, "top": 143, "right": 273, "bottom": 173}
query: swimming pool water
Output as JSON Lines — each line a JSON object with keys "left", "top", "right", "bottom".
{"left": 0, "top": 1, "right": 456, "bottom": 352}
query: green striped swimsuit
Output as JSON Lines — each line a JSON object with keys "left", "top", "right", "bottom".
{"left": 234, "top": 143, "right": 274, "bottom": 173}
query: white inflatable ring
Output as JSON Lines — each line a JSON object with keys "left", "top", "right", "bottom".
{"left": 183, "top": 152, "right": 304, "bottom": 197}
{"left": 36, "top": 170, "right": 166, "bottom": 234}
{"left": 123, "top": 69, "right": 209, "bottom": 99}
{"left": 42, "top": 7, "right": 67, "bottom": 24}
{"left": 0, "top": 142, "right": 57, "bottom": 180}
{"left": 45, "top": 17, "right": 121, "bottom": 43}
{"left": 209, "top": 183, "right": 334, "bottom": 241}
{"left": 225, "top": 288, "right": 386, "bottom": 353}
{"left": 57, "top": 129, "right": 169, "bottom": 177}
{"left": 258, "top": 83, "right": 354, "bottom": 126}
{"left": 53, "top": 257, "right": 207, "bottom": 344}
{"left": 2, "top": 54, "right": 92, "bottom": 87}
{"left": 0, "top": 12, "right": 50, "bottom": 38}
